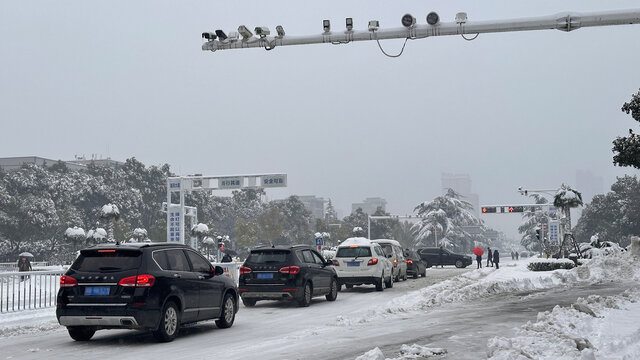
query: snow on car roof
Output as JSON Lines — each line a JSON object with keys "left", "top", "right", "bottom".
{"left": 371, "top": 239, "right": 401, "bottom": 247}
{"left": 339, "top": 237, "right": 372, "bottom": 247}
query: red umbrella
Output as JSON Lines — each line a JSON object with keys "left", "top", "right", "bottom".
{"left": 473, "top": 247, "right": 484, "bottom": 256}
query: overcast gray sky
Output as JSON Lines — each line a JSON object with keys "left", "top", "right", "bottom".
{"left": 2, "top": 0, "right": 640, "bottom": 239}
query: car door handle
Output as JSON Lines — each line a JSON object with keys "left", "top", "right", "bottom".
{"left": 173, "top": 273, "right": 181, "bottom": 278}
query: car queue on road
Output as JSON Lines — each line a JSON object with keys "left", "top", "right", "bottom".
{"left": 56, "top": 238, "right": 472, "bottom": 343}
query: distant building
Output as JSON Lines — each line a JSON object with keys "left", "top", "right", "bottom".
{"left": 352, "top": 197, "right": 387, "bottom": 215}
{"left": 441, "top": 173, "right": 480, "bottom": 216}
{"left": 0, "top": 155, "right": 123, "bottom": 172}
{"left": 67, "top": 155, "right": 123, "bottom": 169}
{"left": 298, "top": 196, "right": 325, "bottom": 219}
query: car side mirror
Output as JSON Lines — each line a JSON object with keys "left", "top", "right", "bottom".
{"left": 324, "top": 260, "right": 333, "bottom": 266}
{"left": 212, "top": 266, "right": 224, "bottom": 276}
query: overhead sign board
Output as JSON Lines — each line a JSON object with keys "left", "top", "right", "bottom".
{"left": 219, "top": 177, "right": 243, "bottom": 189}
{"left": 261, "top": 174, "right": 287, "bottom": 188}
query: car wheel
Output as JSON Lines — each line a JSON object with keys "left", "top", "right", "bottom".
{"left": 215, "top": 293, "right": 236, "bottom": 329}
{"left": 242, "top": 298, "right": 256, "bottom": 307}
{"left": 337, "top": 284, "right": 342, "bottom": 292}
{"left": 67, "top": 326, "right": 95, "bottom": 341}
{"left": 424, "top": 260, "right": 430, "bottom": 268}
{"left": 421, "top": 268, "right": 427, "bottom": 277}
{"left": 325, "top": 278, "right": 338, "bottom": 301}
{"left": 455, "top": 260, "right": 463, "bottom": 268}
{"left": 385, "top": 272, "right": 393, "bottom": 288}
{"left": 297, "top": 282, "right": 312, "bottom": 307}
{"left": 412, "top": 272, "right": 418, "bottom": 279}
{"left": 375, "top": 275, "right": 384, "bottom": 291}
{"left": 345, "top": 284, "right": 354, "bottom": 289}
{"left": 394, "top": 272, "right": 400, "bottom": 282}
{"left": 153, "top": 301, "right": 180, "bottom": 342}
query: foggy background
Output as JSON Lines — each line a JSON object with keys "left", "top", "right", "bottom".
{"left": 2, "top": 0, "right": 639, "bottom": 239}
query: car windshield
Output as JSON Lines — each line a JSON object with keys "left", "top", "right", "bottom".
{"left": 72, "top": 250, "right": 142, "bottom": 272}
{"left": 336, "top": 247, "right": 372, "bottom": 258}
{"left": 246, "top": 250, "right": 290, "bottom": 264}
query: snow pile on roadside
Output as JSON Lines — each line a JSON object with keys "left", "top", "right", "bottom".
{"left": 0, "top": 307, "right": 59, "bottom": 337}
{"left": 337, "top": 253, "right": 640, "bottom": 326}
{"left": 487, "top": 288, "right": 640, "bottom": 360}
{"left": 355, "top": 344, "right": 447, "bottom": 360}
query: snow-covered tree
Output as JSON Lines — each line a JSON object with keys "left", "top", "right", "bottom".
{"left": 613, "top": 89, "right": 640, "bottom": 169}
{"left": 412, "top": 189, "right": 484, "bottom": 251}
{"left": 324, "top": 199, "right": 338, "bottom": 222}
{"left": 100, "top": 203, "right": 120, "bottom": 242}
{"left": 131, "top": 228, "right": 148, "bottom": 242}
{"left": 86, "top": 227, "right": 107, "bottom": 244}
{"left": 553, "top": 184, "right": 583, "bottom": 232}
{"left": 352, "top": 226, "right": 365, "bottom": 237}
{"left": 64, "top": 226, "right": 86, "bottom": 253}
{"left": 519, "top": 195, "right": 551, "bottom": 253}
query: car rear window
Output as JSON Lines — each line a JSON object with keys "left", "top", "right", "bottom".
{"left": 336, "top": 247, "right": 372, "bottom": 258}
{"left": 246, "top": 250, "right": 290, "bottom": 264}
{"left": 72, "top": 250, "right": 142, "bottom": 272}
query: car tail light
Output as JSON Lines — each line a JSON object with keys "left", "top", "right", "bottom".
{"left": 60, "top": 275, "right": 77, "bottom": 288}
{"left": 367, "top": 258, "right": 378, "bottom": 266}
{"left": 393, "top": 258, "right": 398, "bottom": 268}
{"left": 118, "top": 275, "right": 155, "bottom": 287}
{"left": 406, "top": 259, "right": 413, "bottom": 264}
{"left": 240, "top": 266, "right": 252, "bottom": 275}
{"left": 279, "top": 266, "right": 301, "bottom": 274}
{"left": 332, "top": 260, "right": 340, "bottom": 266}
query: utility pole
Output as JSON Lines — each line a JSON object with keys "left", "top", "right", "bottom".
{"left": 202, "top": 9, "right": 640, "bottom": 53}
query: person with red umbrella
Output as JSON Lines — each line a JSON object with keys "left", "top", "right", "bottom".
{"left": 473, "top": 247, "right": 484, "bottom": 269}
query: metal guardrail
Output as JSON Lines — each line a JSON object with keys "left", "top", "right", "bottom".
{"left": 0, "top": 262, "right": 50, "bottom": 271}
{"left": 0, "top": 270, "right": 65, "bottom": 312}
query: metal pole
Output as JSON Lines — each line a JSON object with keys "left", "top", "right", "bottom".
{"left": 367, "top": 216, "right": 371, "bottom": 239}
{"left": 179, "top": 179, "right": 185, "bottom": 245}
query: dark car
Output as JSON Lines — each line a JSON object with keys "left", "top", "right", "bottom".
{"left": 238, "top": 245, "right": 338, "bottom": 307}
{"left": 417, "top": 247, "right": 473, "bottom": 268}
{"left": 56, "top": 242, "right": 238, "bottom": 342}
{"left": 403, "top": 249, "right": 427, "bottom": 279}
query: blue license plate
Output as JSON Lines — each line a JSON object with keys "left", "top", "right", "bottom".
{"left": 84, "top": 286, "right": 110, "bottom": 296}
{"left": 347, "top": 262, "right": 360, "bottom": 267}
{"left": 257, "top": 273, "right": 274, "bottom": 279}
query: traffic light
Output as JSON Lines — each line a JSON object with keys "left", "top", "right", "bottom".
{"left": 508, "top": 206, "right": 524, "bottom": 213}
{"left": 481, "top": 207, "right": 497, "bottom": 213}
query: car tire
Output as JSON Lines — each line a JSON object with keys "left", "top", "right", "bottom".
{"left": 297, "top": 282, "right": 312, "bottom": 307}
{"left": 375, "top": 275, "right": 384, "bottom": 291}
{"left": 215, "top": 293, "right": 236, "bottom": 329}
{"left": 424, "top": 260, "right": 430, "bottom": 268}
{"left": 337, "top": 284, "right": 342, "bottom": 292}
{"left": 385, "top": 273, "right": 393, "bottom": 288}
{"left": 67, "top": 326, "right": 95, "bottom": 341}
{"left": 394, "top": 272, "right": 400, "bottom": 282}
{"left": 325, "top": 278, "right": 338, "bottom": 301}
{"left": 412, "top": 272, "right": 418, "bottom": 279}
{"left": 421, "top": 268, "right": 427, "bottom": 277}
{"left": 153, "top": 301, "right": 180, "bottom": 342}
{"left": 455, "top": 260, "right": 463, "bottom": 268}
{"left": 345, "top": 284, "right": 354, "bottom": 289}
{"left": 242, "top": 298, "right": 256, "bottom": 307}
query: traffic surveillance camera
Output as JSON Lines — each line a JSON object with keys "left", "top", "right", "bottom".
{"left": 254, "top": 26, "right": 270, "bottom": 37}
{"left": 368, "top": 20, "right": 379, "bottom": 31}
{"left": 227, "top": 32, "right": 239, "bottom": 41}
{"left": 401, "top": 14, "right": 416, "bottom": 28}
{"left": 455, "top": 12, "right": 468, "bottom": 24}
{"left": 345, "top": 17, "right": 353, "bottom": 31}
{"left": 276, "top": 25, "right": 285, "bottom": 37}
{"left": 201, "top": 32, "right": 216, "bottom": 40}
{"left": 237, "top": 25, "right": 253, "bottom": 40}
{"left": 323, "top": 19, "right": 331, "bottom": 33}
{"left": 426, "top": 11, "right": 440, "bottom": 25}
{"left": 215, "top": 30, "right": 227, "bottom": 41}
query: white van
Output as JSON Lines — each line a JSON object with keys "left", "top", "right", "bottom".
{"left": 371, "top": 239, "right": 408, "bottom": 282}
{"left": 333, "top": 237, "right": 393, "bottom": 291}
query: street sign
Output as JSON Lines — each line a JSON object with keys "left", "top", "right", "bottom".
{"left": 315, "top": 237, "right": 323, "bottom": 246}
{"left": 262, "top": 174, "right": 287, "bottom": 187}
{"left": 548, "top": 220, "right": 560, "bottom": 244}
{"left": 219, "top": 177, "right": 243, "bottom": 189}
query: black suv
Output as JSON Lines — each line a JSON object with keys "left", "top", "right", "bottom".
{"left": 56, "top": 243, "right": 238, "bottom": 342}
{"left": 239, "top": 245, "right": 338, "bottom": 307}
{"left": 417, "top": 247, "right": 473, "bottom": 268}
{"left": 403, "top": 249, "right": 427, "bottom": 278}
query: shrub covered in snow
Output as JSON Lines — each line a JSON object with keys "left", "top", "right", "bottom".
{"left": 527, "top": 258, "right": 576, "bottom": 271}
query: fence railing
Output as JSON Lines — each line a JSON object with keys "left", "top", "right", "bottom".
{"left": 0, "top": 270, "right": 65, "bottom": 313}
{"left": 0, "top": 262, "right": 50, "bottom": 271}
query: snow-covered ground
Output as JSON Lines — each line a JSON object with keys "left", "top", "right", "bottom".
{"left": 1, "top": 254, "right": 639, "bottom": 359}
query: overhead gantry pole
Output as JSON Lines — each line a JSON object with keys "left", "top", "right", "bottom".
{"left": 202, "top": 9, "right": 640, "bottom": 53}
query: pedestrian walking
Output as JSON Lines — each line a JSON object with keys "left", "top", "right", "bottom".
{"left": 494, "top": 250, "right": 500, "bottom": 269}
{"left": 511, "top": 251, "right": 515, "bottom": 260}
{"left": 476, "top": 253, "right": 482, "bottom": 269}
{"left": 487, "top": 247, "right": 494, "bottom": 267}
{"left": 18, "top": 257, "right": 32, "bottom": 281}
{"left": 515, "top": 251, "right": 519, "bottom": 260}
{"left": 438, "top": 246, "right": 444, "bottom": 268}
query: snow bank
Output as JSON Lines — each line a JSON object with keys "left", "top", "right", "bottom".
{"left": 337, "top": 253, "right": 640, "bottom": 326}
{"left": 355, "top": 344, "right": 447, "bottom": 360}
{"left": 487, "top": 288, "right": 640, "bottom": 360}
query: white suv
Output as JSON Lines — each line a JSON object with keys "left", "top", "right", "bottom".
{"left": 371, "top": 239, "right": 408, "bottom": 282}
{"left": 333, "top": 237, "right": 393, "bottom": 291}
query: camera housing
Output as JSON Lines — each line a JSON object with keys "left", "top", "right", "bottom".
{"left": 323, "top": 19, "right": 331, "bottom": 33}
{"left": 276, "top": 25, "right": 285, "bottom": 37}
{"left": 345, "top": 18, "right": 353, "bottom": 31}
{"left": 368, "top": 20, "right": 379, "bottom": 31}
{"left": 401, "top": 14, "right": 416, "bottom": 28}
{"left": 215, "top": 30, "right": 227, "bottom": 41}
{"left": 254, "top": 26, "right": 270, "bottom": 37}
{"left": 201, "top": 32, "right": 216, "bottom": 40}
{"left": 237, "top": 25, "right": 254, "bottom": 40}
{"left": 426, "top": 12, "right": 440, "bottom": 26}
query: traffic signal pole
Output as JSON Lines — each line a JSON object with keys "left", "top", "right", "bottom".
{"left": 202, "top": 9, "right": 640, "bottom": 52}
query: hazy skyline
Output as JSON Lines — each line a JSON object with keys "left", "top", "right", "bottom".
{"left": 2, "top": 0, "right": 640, "bottom": 239}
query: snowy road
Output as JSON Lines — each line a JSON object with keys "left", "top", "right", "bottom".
{"left": 1, "top": 260, "right": 637, "bottom": 360}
